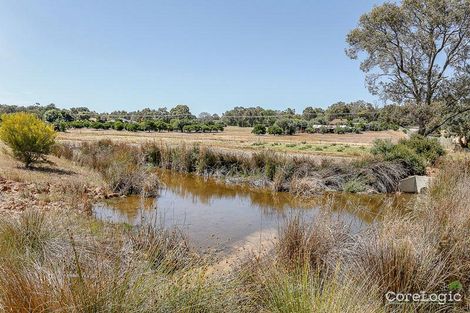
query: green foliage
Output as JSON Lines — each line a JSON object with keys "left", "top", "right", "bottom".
{"left": 275, "top": 118, "right": 297, "bottom": 135}
{"left": 347, "top": 0, "right": 470, "bottom": 135}
{"left": 268, "top": 125, "right": 283, "bottom": 135}
{"left": 447, "top": 111, "right": 470, "bottom": 148}
{"left": 334, "top": 126, "right": 345, "bottom": 134}
{"left": 124, "top": 123, "right": 140, "bottom": 132}
{"left": 54, "top": 121, "right": 67, "bottom": 132}
{"left": 252, "top": 124, "right": 267, "bottom": 135}
{"left": 371, "top": 135, "right": 444, "bottom": 175}
{"left": 343, "top": 178, "right": 366, "bottom": 193}
{"left": 398, "top": 134, "right": 445, "bottom": 165}
{"left": 169, "top": 104, "right": 194, "bottom": 118}
{"left": 43, "top": 109, "right": 63, "bottom": 123}
{"left": 113, "top": 121, "right": 124, "bottom": 131}
{"left": 319, "top": 126, "right": 329, "bottom": 134}
{"left": 0, "top": 112, "right": 57, "bottom": 167}
{"left": 371, "top": 139, "right": 425, "bottom": 174}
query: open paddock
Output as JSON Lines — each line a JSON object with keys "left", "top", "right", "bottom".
{"left": 58, "top": 126, "right": 407, "bottom": 158}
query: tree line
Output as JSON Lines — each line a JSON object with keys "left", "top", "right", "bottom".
{"left": 0, "top": 97, "right": 468, "bottom": 146}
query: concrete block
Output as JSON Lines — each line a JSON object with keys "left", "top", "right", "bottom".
{"left": 398, "top": 176, "right": 432, "bottom": 193}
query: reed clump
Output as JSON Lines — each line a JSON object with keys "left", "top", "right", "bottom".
{"left": 267, "top": 159, "right": 470, "bottom": 312}
{"left": 57, "top": 140, "right": 410, "bottom": 194}
{"left": 0, "top": 210, "right": 245, "bottom": 312}
{"left": 55, "top": 140, "right": 159, "bottom": 196}
{"left": 0, "top": 158, "right": 469, "bottom": 312}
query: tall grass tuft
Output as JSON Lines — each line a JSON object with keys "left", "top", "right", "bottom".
{"left": 56, "top": 140, "right": 159, "bottom": 196}
{"left": 0, "top": 210, "right": 64, "bottom": 263}
{"left": 0, "top": 210, "right": 246, "bottom": 312}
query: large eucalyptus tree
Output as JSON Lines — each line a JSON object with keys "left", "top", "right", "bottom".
{"left": 347, "top": 0, "right": 470, "bottom": 135}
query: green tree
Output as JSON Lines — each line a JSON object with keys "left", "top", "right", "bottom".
{"left": 267, "top": 125, "right": 283, "bottom": 135}
{"left": 43, "top": 109, "right": 63, "bottom": 123}
{"left": 252, "top": 124, "right": 267, "bottom": 135}
{"left": 113, "top": 121, "right": 125, "bottom": 131}
{"left": 0, "top": 112, "right": 57, "bottom": 167}
{"left": 275, "top": 118, "right": 296, "bottom": 135}
{"left": 302, "top": 107, "right": 320, "bottom": 120}
{"left": 447, "top": 111, "right": 470, "bottom": 148}
{"left": 347, "top": 0, "right": 470, "bottom": 135}
{"left": 170, "top": 105, "right": 194, "bottom": 119}
{"left": 154, "top": 120, "right": 168, "bottom": 132}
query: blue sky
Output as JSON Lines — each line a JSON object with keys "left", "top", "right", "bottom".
{"left": 0, "top": 0, "right": 385, "bottom": 114}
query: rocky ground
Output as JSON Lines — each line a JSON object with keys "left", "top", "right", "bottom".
{"left": 0, "top": 177, "right": 111, "bottom": 214}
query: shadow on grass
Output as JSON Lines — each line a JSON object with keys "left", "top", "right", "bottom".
{"left": 18, "top": 165, "right": 77, "bottom": 176}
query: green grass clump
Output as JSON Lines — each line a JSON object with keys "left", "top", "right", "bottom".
{"left": 298, "top": 145, "right": 312, "bottom": 151}
{"left": 371, "top": 135, "right": 445, "bottom": 175}
{"left": 342, "top": 178, "right": 366, "bottom": 193}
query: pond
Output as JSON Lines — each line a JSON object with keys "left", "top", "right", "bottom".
{"left": 93, "top": 171, "right": 414, "bottom": 251}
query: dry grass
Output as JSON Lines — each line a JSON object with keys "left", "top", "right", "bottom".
{"left": 0, "top": 210, "right": 246, "bottom": 312}
{"left": 54, "top": 140, "right": 159, "bottom": 196}
{"left": 0, "top": 142, "right": 103, "bottom": 188}
{"left": 1, "top": 131, "right": 469, "bottom": 312}
{"left": 0, "top": 142, "right": 105, "bottom": 213}
{"left": 56, "top": 140, "right": 409, "bottom": 195}
{"left": 276, "top": 215, "right": 352, "bottom": 271}
{"left": 244, "top": 263, "right": 385, "bottom": 313}
{"left": 58, "top": 127, "right": 406, "bottom": 159}
{"left": 272, "top": 158, "right": 470, "bottom": 312}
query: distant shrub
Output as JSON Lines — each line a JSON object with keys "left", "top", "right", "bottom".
{"left": 252, "top": 124, "right": 267, "bottom": 135}
{"left": 0, "top": 112, "right": 56, "bottom": 167}
{"left": 54, "top": 121, "right": 67, "bottom": 132}
{"left": 113, "top": 121, "right": 125, "bottom": 131}
{"left": 334, "top": 126, "right": 345, "bottom": 134}
{"left": 319, "top": 126, "right": 329, "bottom": 134}
{"left": 267, "top": 125, "right": 283, "bottom": 135}
{"left": 125, "top": 123, "right": 140, "bottom": 132}
{"left": 306, "top": 126, "right": 316, "bottom": 133}
{"left": 201, "top": 124, "right": 211, "bottom": 133}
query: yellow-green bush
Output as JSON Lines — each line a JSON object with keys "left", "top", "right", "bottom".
{"left": 0, "top": 112, "right": 56, "bottom": 167}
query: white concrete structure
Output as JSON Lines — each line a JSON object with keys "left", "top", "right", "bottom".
{"left": 398, "top": 175, "right": 432, "bottom": 193}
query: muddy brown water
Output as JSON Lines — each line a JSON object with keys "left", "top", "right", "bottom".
{"left": 93, "top": 171, "right": 414, "bottom": 251}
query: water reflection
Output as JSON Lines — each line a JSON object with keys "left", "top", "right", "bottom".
{"left": 94, "top": 171, "right": 414, "bottom": 250}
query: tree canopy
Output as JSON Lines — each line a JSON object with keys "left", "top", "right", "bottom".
{"left": 347, "top": 0, "right": 470, "bottom": 135}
